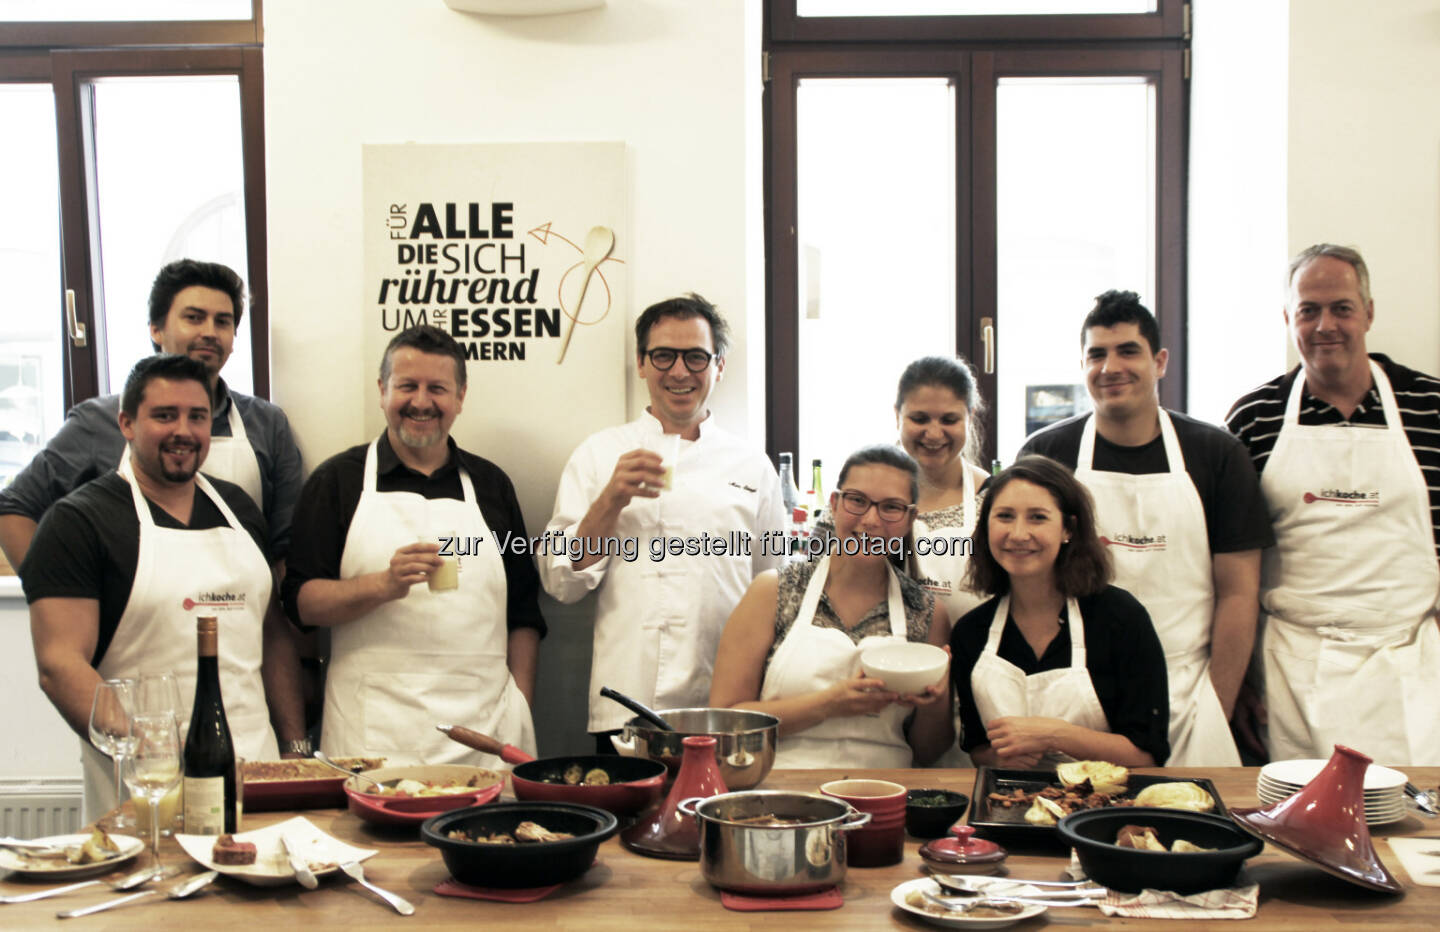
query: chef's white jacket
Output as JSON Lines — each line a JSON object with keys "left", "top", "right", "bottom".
{"left": 540, "top": 411, "right": 787, "bottom": 733}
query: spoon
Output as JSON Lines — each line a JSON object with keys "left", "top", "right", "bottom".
{"left": 927, "top": 868, "right": 1103, "bottom": 893}
{"left": 0, "top": 865, "right": 167, "bottom": 905}
{"left": 313, "top": 750, "right": 386, "bottom": 792}
{"left": 556, "top": 225, "right": 615, "bottom": 364}
{"left": 56, "top": 870, "right": 218, "bottom": 919}
{"left": 599, "top": 686, "right": 674, "bottom": 731}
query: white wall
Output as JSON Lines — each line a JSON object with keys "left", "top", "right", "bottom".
{"left": 1289, "top": 0, "right": 1440, "bottom": 373}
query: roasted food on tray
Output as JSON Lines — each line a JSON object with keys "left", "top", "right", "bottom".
{"left": 981, "top": 761, "right": 1217, "bottom": 826}
{"left": 242, "top": 757, "right": 385, "bottom": 782}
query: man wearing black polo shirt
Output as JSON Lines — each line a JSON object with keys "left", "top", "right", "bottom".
{"left": 282, "top": 326, "right": 544, "bottom": 769}
{"left": 1020, "top": 291, "right": 1273, "bottom": 765}
{"left": 1227, "top": 244, "right": 1440, "bottom": 765}
{"left": 22, "top": 354, "right": 303, "bottom": 819}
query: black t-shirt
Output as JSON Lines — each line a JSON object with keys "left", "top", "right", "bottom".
{"left": 20, "top": 471, "right": 268, "bottom": 668}
{"left": 950, "top": 586, "right": 1171, "bottom": 764}
{"left": 281, "top": 434, "right": 547, "bottom": 636}
{"left": 1019, "top": 409, "right": 1275, "bottom": 554}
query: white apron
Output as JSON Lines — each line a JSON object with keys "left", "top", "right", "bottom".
{"left": 761, "top": 556, "right": 914, "bottom": 768}
{"left": 199, "top": 398, "right": 264, "bottom": 511}
{"left": 322, "top": 440, "right": 535, "bottom": 770}
{"left": 1259, "top": 361, "right": 1440, "bottom": 765}
{"left": 83, "top": 454, "right": 277, "bottom": 819}
{"left": 1076, "top": 411, "right": 1238, "bottom": 766}
{"left": 970, "top": 594, "right": 1109, "bottom": 765}
{"left": 910, "top": 464, "right": 985, "bottom": 622}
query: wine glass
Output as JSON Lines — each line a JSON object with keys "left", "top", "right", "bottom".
{"left": 89, "top": 678, "right": 137, "bottom": 831}
{"left": 124, "top": 714, "right": 182, "bottom": 873}
{"left": 133, "top": 673, "right": 184, "bottom": 836}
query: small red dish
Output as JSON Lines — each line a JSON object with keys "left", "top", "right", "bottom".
{"left": 343, "top": 764, "right": 505, "bottom": 827}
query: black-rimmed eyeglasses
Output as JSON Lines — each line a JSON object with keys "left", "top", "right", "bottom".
{"left": 835, "top": 489, "right": 915, "bottom": 522}
{"left": 644, "top": 347, "right": 716, "bottom": 373}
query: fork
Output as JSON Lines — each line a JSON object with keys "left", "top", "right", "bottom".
{"left": 924, "top": 890, "right": 1101, "bottom": 910}
{"left": 339, "top": 860, "right": 414, "bottom": 915}
{"left": 1405, "top": 783, "right": 1438, "bottom": 817}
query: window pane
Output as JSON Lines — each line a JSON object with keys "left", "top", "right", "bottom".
{"left": 796, "top": 78, "right": 955, "bottom": 490}
{"left": 994, "top": 77, "right": 1155, "bottom": 462}
{"left": 0, "top": 85, "right": 64, "bottom": 507}
{"left": 799, "top": 1, "right": 1155, "bottom": 15}
{"left": 89, "top": 75, "right": 251, "bottom": 395}
{"left": 0, "top": 0, "right": 250, "bottom": 21}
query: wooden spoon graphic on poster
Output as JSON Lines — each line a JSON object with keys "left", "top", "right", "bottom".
{"left": 557, "top": 225, "right": 615, "bottom": 364}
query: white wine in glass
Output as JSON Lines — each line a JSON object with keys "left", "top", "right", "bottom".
{"left": 89, "top": 678, "right": 137, "bottom": 831}
{"left": 124, "top": 714, "right": 182, "bottom": 873}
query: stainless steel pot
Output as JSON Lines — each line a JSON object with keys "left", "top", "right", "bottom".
{"left": 679, "top": 791, "right": 871, "bottom": 894}
{"left": 611, "top": 708, "right": 778, "bottom": 790}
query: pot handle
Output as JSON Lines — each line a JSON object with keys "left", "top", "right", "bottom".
{"left": 609, "top": 728, "right": 638, "bottom": 757}
{"left": 838, "top": 808, "right": 873, "bottom": 831}
{"left": 676, "top": 796, "right": 704, "bottom": 819}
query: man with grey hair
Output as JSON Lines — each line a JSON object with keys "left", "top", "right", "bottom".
{"left": 1227, "top": 243, "right": 1440, "bottom": 765}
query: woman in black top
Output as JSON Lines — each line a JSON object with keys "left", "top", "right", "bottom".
{"left": 951, "top": 455, "right": 1169, "bottom": 768}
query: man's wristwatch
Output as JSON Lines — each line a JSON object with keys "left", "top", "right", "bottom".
{"left": 281, "top": 738, "right": 314, "bottom": 756}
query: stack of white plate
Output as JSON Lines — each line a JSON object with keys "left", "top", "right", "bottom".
{"left": 1256, "top": 759, "right": 1408, "bottom": 825}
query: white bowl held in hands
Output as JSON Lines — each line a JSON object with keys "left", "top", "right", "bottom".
{"left": 859, "top": 642, "right": 948, "bottom": 696}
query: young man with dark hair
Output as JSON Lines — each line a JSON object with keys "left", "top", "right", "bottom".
{"left": 22, "top": 354, "right": 304, "bottom": 819}
{"left": 1019, "top": 289, "right": 1273, "bottom": 765}
{"left": 539, "top": 294, "right": 786, "bottom": 753}
{"left": 282, "top": 326, "right": 545, "bottom": 769}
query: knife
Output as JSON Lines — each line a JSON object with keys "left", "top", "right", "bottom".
{"left": 281, "top": 833, "right": 319, "bottom": 889}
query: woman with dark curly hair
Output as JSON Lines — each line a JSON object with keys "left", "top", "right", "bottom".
{"left": 951, "top": 455, "right": 1170, "bottom": 768}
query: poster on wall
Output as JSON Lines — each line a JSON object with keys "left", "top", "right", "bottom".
{"left": 362, "top": 142, "right": 628, "bottom": 524}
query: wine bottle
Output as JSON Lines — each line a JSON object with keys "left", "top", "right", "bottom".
{"left": 183, "top": 616, "right": 237, "bottom": 834}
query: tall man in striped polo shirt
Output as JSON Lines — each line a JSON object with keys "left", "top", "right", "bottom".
{"left": 1227, "top": 243, "right": 1440, "bottom": 765}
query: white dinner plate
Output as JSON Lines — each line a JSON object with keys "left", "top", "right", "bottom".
{"left": 891, "top": 877, "right": 1048, "bottom": 929}
{"left": 175, "top": 815, "right": 376, "bottom": 887}
{"left": 1254, "top": 787, "right": 1405, "bottom": 824}
{"left": 0, "top": 833, "right": 143, "bottom": 878}
{"left": 1260, "top": 759, "right": 1407, "bottom": 792}
{"left": 1256, "top": 776, "right": 1400, "bottom": 800}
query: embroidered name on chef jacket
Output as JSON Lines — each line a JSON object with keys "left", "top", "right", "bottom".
{"left": 1100, "top": 533, "right": 1168, "bottom": 552}
{"left": 1302, "top": 489, "right": 1381, "bottom": 506}
{"left": 182, "top": 592, "right": 248, "bottom": 612}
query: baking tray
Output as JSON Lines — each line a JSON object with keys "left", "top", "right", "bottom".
{"left": 242, "top": 758, "right": 384, "bottom": 811}
{"left": 967, "top": 767, "right": 1228, "bottom": 841}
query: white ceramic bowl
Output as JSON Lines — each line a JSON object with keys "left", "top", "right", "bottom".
{"left": 859, "top": 642, "right": 948, "bottom": 696}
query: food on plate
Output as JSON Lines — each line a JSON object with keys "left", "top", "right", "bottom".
{"left": 1133, "top": 781, "right": 1215, "bottom": 812}
{"left": 212, "top": 833, "right": 257, "bottom": 866}
{"left": 1024, "top": 795, "right": 1066, "bottom": 826}
{"left": 1116, "top": 824, "right": 1166, "bottom": 851}
{"left": 1115, "top": 824, "right": 1216, "bottom": 853}
{"left": 448, "top": 821, "right": 577, "bottom": 845}
{"left": 541, "top": 764, "right": 613, "bottom": 786}
{"left": 365, "top": 774, "right": 495, "bottom": 798}
{"left": 70, "top": 827, "right": 121, "bottom": 864}
{"left": 243, "top": 758, "right": 384, "bottom": 782}
{"left": 904, "top": 889, "right": 1023, "bottom": 918}
{"left": 1056, "top": 760, "right": 1129, "bottom": 795}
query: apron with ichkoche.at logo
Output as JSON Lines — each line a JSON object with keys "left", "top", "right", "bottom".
{"left": 1258, "top": 360, "right": 1440, "bottom": 765}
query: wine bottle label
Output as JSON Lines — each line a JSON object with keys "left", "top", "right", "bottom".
{"left": 183, "top": 775, "right": 227, "bottom": 835}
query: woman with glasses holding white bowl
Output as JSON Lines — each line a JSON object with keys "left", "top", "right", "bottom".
{"left": 951, "top": 455, "right": 1170, "bottom": 769}
{"left": 710, "top": 445, "right": 954, "bottom": 768}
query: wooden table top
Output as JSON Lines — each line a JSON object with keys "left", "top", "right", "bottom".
{"left": 3, "top": 766, "right": 1437, "bottom": 929}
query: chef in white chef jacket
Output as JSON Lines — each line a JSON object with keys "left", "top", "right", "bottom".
{"left": 23, "top": 354, "right": 297, "bottom": 819}
{"left": 1020, "top": 291, "right": 1273, "bottom": 766}
{"left": 286, "top": 326, "right": 540, "bottom": 770}
{"left": 1227, "top": 244, "right": 1440, "bottom": 766}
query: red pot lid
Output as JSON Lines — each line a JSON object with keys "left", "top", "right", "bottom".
{"left": 919, "top": 824, "right": 1006, "bottom": 865}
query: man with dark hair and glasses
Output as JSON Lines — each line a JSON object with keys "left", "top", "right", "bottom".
{"left": 539, "top": 294, "right": 787, "bottom": 753}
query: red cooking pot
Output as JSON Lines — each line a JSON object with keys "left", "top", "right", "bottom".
{"left": 437, "top": 724, "right": 667, "bottom": 818}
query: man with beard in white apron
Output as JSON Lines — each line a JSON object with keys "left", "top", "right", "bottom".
{"left": 22, "top": 355, "right": 299, "bottom": 819}
{"left": 1021, "top": 291, "right": 1272, "bottom": 766}
{"left": 0, "top": 259, "right": 310, "bottom": 756}
{"left": 1227, "top": 244, "right": 1440, "bottom": 766}
{"left": 284, "top": 327, "right": 542, "bottom": 771}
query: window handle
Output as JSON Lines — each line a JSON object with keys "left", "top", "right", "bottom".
{"left": 66, "top": 288, "right": 87, "bottom": 347}
{"left": 981, "top": 316, "right": 994, "bottom": 374}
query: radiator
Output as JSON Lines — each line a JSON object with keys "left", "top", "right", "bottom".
{"left": 0, "top": 778, "right": 84, "bottom": 838}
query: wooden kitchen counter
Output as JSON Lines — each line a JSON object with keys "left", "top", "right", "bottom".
{"left": 3, "top": 767, "right": 1437, "bottom": 929}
